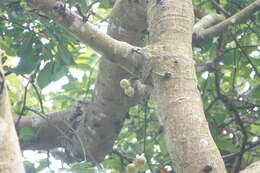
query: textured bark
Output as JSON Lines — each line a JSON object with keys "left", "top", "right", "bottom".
{"left": 0, "top": 51, "right": 25, "bottom": 173}
{"left": 67, "top": 0, "right": 147, "bottom": 162}
{"left": 239, "top": 161, "right": 260, "bottom": 173}
{"left": 146, "top": 0, "right": 227, "bottom": 172}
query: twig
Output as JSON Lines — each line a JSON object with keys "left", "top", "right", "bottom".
{"left": 223, "top": 140, "right": 260, "bottom": 160}
{"left": 205, "top": 97, "right": 219, "bottom": 114}
{"left": 15, "top": 81, "right": 30, "bottom": 131}
{"left": 31, "top": 82, "right": 45, "bottom": 113}
{"left": 210, "top": 0, "right": 230, "bottom": 17}
{"left": 75, "top": 0, "right": 99, "bottom": 22}
{"left": 112, "top": 150, "right": 133, "bottom": 163}
{"left": 214, "top": 72, "right": 248, "bottom": 173}
{"left": 21, "top": 73, "right": 45, "bottom": 113}
{"left": 230, "top": 32, "right": 260, "bottom": 78}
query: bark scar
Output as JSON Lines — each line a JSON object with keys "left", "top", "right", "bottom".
{"left": 203, "top": 165, "right": 213, "bottom": 173}
{"left": 154, "top": 71, "right": 172, "bottom": 79}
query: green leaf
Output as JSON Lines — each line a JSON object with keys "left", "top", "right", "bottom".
{"left": 57, "top": 45, "right": 74, "bottom": 65}
{"left": 250, "top": 124, "right": 260, "bottom": 134}
{"left": 209, "top": 123, "right": 218, "bottom": 138}
{"left": 214, "top": 112, "right": 226, "bottom": 124}
{"left": 102, "top": 158, "right": 121, "bottom": 171}
{"left": 252, "top": 85, "right": 260, "bottom": 98}
{"left": 36, "top": 159, "right": 49, "bottom": 172}
{"left": 215, "top": 137, "right": 238, "bottom": 152}
{"left": 24, "top": 161, "right": 36, "bottom": 173}
{"left": 159, "top": 137, "right": 168, "bottom": 154}
{"left": 16, "top": 32, "right": 39, "bottom": 74}
{"left": 0, "top": 39, "right": 16, "bottom": 56}
{"left": 20, "top": 127, "right": 36, "bottom": 141}
{"left": 37, "top": 62, "right": 54, "bottom": 89}
{"left": 70, "top": 162, "right": 95, "bottom": 173}
{"left": 99, "top": 0, "right": 111, "bottom": 9}
{"left": 251, "top": 57, "right": 260, "bottom": 66}
{"left": 222, "top": 50, "right": 235, "bottom": 66}
{"left": 52, "top": 61, "right": 68, "bottom": 81}
{"left": 37, "top": 62, "right": 68, "bottom": 88}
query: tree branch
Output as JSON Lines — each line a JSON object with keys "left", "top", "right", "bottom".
{"left": 15, "top": 110, "right": 72, "bottom": 150}
{"left": 23, "top": 0, "right": 143, "bottom": 75}
{"left": 193, "top": 13, "right": 225, "bottom": 43}
{"left": 194, "top": 0, "right": 260, "bottom": 42}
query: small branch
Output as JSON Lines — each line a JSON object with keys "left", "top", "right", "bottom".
{"left": 194, "top": 0, "right": 260, "bottom": 42}
{"left": 224, "top": 45, "right": 259, "bottom": 52}
{"left": 112, "top": 150, "right": 133, "bottom": 163}
{"left": 21, "top": 73, "right": 45, "bottom": 113}
{"left": 193, "top": 14, "right": 226, "bottom": 33}
{"left": 230, "top": 32, "right": 260, "bottom": 78}
{"left": 15, "top": 81, "right": 30, "bottom": 132}
{"left": 214, "top": 72, "right": 249, "bottom": 173}
{"left": 230, "top": 109, "right": 248, "bottom": 173}
{"left": 196, "top": 61, "right": 223, "bottom": 73}
{"left": 223, "top": 140, "right": 260, "bottom": 160}
{"left": 31, "top": 83, "right": 45, "bottom": 113}
{"left": 193, "top": 14, "right": 225, "bottom": 44}
{"left": 210, "top": 0, "right": 230, "bottom": 17}
{"left": 90, "top": 11, "right": 108, "bottom": 23}
{"left": 85, "top": 0, "right": 99, "bottom": 16}
{"left": 205, "top": 97, "right": 219, "bottom": 114}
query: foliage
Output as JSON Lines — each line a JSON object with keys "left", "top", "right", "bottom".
{"left": 0, "top": 0, "right": 259, "bottom": 172}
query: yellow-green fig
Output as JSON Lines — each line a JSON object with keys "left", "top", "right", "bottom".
{"left": 126, "top": 163, "right": 137, "bottom": 173}
{"left": 134, "top": 155, "right": 146, "bottom": 167}
{"left": 120, "top": 79, "right": 130, "bottom": 89}
{"left": 124, "top": 87, "right": 134, "bottom": 97}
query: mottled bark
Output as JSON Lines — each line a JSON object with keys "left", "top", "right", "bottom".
{"left": 146, "top": 0, "right": 227, "bottom": 172}
{"left": 0, "top": 50, "right": 25, "bottom": 173}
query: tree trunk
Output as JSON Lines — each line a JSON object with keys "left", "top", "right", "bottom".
{"left": 0, "top": 50, "right": 25, "bottom": 173}
{"left": 146, "top": 0, "right": 227, "bottom": 172}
